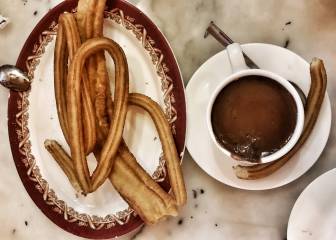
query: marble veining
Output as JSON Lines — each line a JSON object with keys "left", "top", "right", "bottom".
{"left": 0, "top": 0, "right": 336, "bottom": 239}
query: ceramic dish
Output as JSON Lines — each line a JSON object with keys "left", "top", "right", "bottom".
{"left": 8, "top": 0, "right": 186, "bottom": 238}
{"left": 186, "top": 43, "right": 331, "bottom": 190}
{"left": 287, "top": 169, "right": 336, "bottom": 240}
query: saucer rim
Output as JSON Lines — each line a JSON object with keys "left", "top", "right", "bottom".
{"left": 287, "top": 168, "right": 336, "bottom": 239}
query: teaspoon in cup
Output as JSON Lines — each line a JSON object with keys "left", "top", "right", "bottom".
{"left": 204, "top": 21, "right": 306, "bottom": 105}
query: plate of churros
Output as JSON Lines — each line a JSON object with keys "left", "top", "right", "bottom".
{"left": 8, "top": 0, "right": 186, "bottom": 238}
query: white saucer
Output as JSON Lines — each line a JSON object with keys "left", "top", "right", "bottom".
{"left": 186, "top": 43, "right": 331, "bottom": 190}
{"left": 287, "top": 168, "right": 336, "bottom": 240}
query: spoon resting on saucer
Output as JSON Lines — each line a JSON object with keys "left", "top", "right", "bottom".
{"left": 204, "top": 21, "right": 306, "bottom": 106}
{"left": 0, "top": 64, "right": 31, "bottom": 91}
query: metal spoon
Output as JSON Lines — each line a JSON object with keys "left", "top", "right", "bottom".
{"left": 204, "top": 21, "right": 307, "bottom": 106}
{"left": 0, "top": 65, "right": 31, "bottom": 91}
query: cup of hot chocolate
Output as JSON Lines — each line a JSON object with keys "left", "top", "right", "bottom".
{"left": 207, "top": 43, "right": 305, "bottom": 165}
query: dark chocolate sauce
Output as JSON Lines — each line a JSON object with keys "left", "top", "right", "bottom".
{"left": 211, "top": 75, "right": 297, "bottom": 162}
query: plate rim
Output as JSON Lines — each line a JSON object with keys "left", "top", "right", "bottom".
{"left": 186, "top": 42, "right": 332, "bottom": 191}
{"left": 287, "top": 168, "right": 336, "bottom": 239}
{"left": 8, "top": 0, "right": 186, "bottom": 238}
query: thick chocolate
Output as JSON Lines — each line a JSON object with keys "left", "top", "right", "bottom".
{"left": 211, "top": 75, "right": 297, "bottom": 162}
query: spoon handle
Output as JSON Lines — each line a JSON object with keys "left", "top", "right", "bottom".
{"left": 204, "top": 21, "right": 306, "bottom": 104}
{"left": 204, "top": 21, "right": 259, "bottom": 69}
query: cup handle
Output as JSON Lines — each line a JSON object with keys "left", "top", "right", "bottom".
{"left": 227, "top": 43, "right": 249, "bottom": 73}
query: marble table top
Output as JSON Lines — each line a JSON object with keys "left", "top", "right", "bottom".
{"left": 0, "top": 0, "right": 335, "bottom": 239}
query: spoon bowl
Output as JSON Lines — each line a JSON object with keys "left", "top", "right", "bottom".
{"left": 0, "top": 65, "right": 31, "bottom": 91}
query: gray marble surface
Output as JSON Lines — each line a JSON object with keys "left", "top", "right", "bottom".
{"left": 0, "top": 0, "right": 335, "bottom": 239}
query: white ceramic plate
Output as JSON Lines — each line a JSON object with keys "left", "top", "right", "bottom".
{"left": 9, "top": 1, "right": 186, "bottom": 238}
{"left": 30, "top": 19, "right": 165, "bottom": 216}
{"left": 287, "top": 168, "right": 336, "bottom": 240}
{"left": 186, "top": 43, "right": 331, "bottom": 190}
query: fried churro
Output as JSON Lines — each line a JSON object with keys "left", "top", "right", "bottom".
{"left": 128, "top": 93, "right": 187, "bottom": 206}
{"left": 96, "top": 91, "right": 186, "bottom": 205}
{"left": 75, "top": 0, "right": 90, "bottom": 41}
{"left": 48, "top": 140, "right": 178, "bottom": 224}
{"left": 44, "top": 140, "right": 82, "bottom": 192}
{"left": 82, "top": 0, "right": 111, "bottom": 142}
{"left": 48, "top": 0, "right": 187, "bottom": 224}
{"left": 93, "top": 4, "right": 111, "bottom": 144}
{"left": 55, "top": 13, "right": 96, "bottom": 155}
{"left": 98, "top": 93, "right": 183, "bottom": 219}
{"left": 68, "top": 37, "right": 129, "bottom": 192}
{"left": 111, "top": 152, "right": 178, "bottom": 224}
{"left": 54, "top": 19, "right": 69, "bottom": 143}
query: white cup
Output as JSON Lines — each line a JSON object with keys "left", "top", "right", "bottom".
{"left": 207, "top": 43, "right": 305, "bottom": 165}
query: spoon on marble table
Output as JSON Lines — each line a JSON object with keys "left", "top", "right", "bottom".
{"left": 0, "top": 64, "right": 31, "bottom": 91}
{"left": 204, "top": 21, "right": 307, "bottom": 106}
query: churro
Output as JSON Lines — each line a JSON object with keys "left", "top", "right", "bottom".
{"left": 68, "top": 37, "right": 129, "bottom": 192}
{"left": 48, "top": 1, "right": 187, "bottom": 224}
{"left": 98, "top": 94, "right": 182, "bottom": 217}
{"left": 75, "top": 0, "right": 90, "bottom": 41}
{"left": 44, "top": 140, "right": 82, "bottom": 192}
{"left": 48, "top": 141, "right": 178, "bottom": 224}
{"left": 54, "top": 19, "right": 69, "bottom": 143}
{"left": 55, "top": 13, "right": 96, "bottom": 155}
{"left": 128, "top": 93, "right": 187, "bottom": 206}
{"left": 111, "top": 152, "right": 178, "bottom": 224}
{"left": 61, "top": 13, "right": 96, "bottom": 155}
{"left": 93, "top": 0, "right": 111, "bottom": 144}
{"left": 81, "top": 0, "right": 110, "bottom": 142}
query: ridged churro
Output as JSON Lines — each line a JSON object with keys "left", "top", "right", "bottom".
{"left": 128, "top": 93, "right": 187, "bottom": 206}
{"left": 111, "top": 152, "right": 178, "bottom": 224}
{"left": 75, "top": 0, "right": 90, "bottom": 41}
{"left": 102, "top": 92, "right": 187, "bottom": 206}
{"left": 47, "top": 140, "right": 178, "bottom": 224}
{"left": 44, "top": 139, "right": 82, "bottom": 192}
{"left": 68, "top": 37, "right": 129, "bottom": 192}
{"left": 54, "top": 17, "right": 69, "bottom": 144}
{"left": 61, "top": 13, "right": 96, "bottom": 155}
{"left": 47, "top": 0, "right": 187, "bottom": 224}
{"left": 82, "top": 0, "right": 111, "bottom": 142}
{"left": 55, "top": 13, "right": 96, "bottom": 155}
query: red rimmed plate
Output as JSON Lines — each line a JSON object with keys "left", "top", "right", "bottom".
{"left": 8, "top": 0, "right": 186, "bottom": 239}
